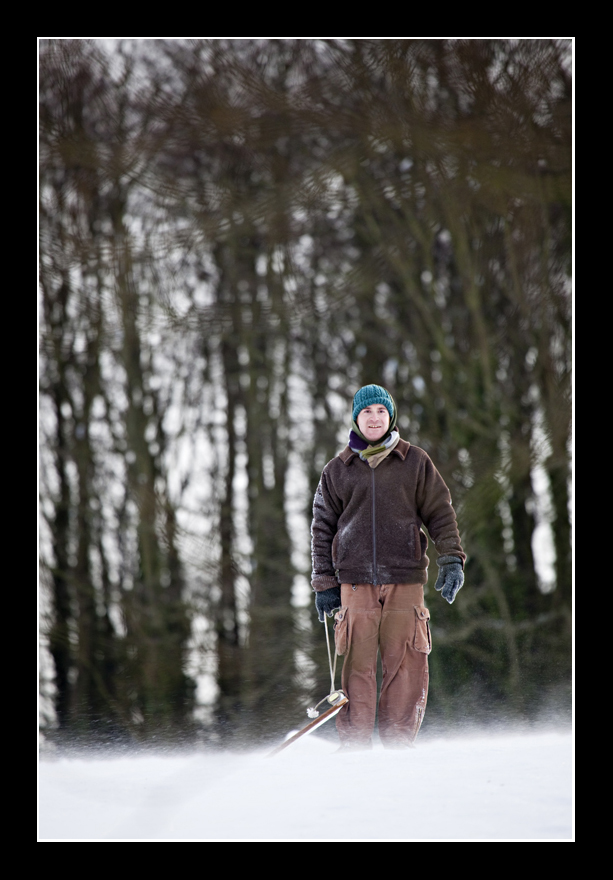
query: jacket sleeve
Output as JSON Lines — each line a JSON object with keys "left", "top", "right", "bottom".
{"left": 416, "top": 454, "right": 466, "bottom": 567}
{"left": 311, "top": 469, "right": 344, "bottom": 592}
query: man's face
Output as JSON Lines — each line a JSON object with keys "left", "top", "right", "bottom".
{"left": 356, "top": 404, "right": 391, "bottom": 443}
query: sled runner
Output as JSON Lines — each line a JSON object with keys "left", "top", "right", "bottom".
{"left": 267, "top": 611, "right": 347, "bottom": 757}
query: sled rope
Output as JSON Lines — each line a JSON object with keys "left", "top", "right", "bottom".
{"left": 324, "top": 613, "right": 338, "bottom": 693}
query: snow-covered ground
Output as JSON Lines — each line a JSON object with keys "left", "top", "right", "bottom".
{"left": 38, "top": 725, "right": 573, "bottom": 841}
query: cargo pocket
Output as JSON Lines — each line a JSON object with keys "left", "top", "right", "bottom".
{"left": 413, "top": 605, "right": 432, "bottom": 654}
{"left": 334, "top": 607, "right": 349, "bottom": 656}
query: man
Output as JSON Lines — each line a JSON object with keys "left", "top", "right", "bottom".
{"left": 311, "top": 384, "right": 465, "bottom": 749}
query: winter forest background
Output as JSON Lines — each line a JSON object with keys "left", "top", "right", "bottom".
{"left": 38, "top": 38, "right": 573, "bottom": 748}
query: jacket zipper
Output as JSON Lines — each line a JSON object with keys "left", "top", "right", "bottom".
{"left": 371, "top": 467, "right": 377, "bottom": 585}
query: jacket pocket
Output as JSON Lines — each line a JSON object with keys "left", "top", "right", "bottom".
{"left": 409, "top": 524, "right": 426, "bottom": 561}
{"left": 413, "top": 605, "right": 432, "bottom": 654}
{"left": 334, "top": 607, "right": 349, "bottom": 656}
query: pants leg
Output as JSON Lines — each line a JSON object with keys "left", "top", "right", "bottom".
{"left": 335, "top": 583, "right": 430, "bottom": 748}
{"left": 335, "top": 583, "right": 381, "bottom": 747}
{"left": 377, "top": 583, "right": 429, "bottom": 747}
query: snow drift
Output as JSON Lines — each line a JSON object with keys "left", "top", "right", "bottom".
{"left": 38, "top": 726, "right": 573, "bottom": 841}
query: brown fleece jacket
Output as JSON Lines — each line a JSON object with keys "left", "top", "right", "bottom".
{"left": 311, "top": 438, "right": 465, "bottom": 591}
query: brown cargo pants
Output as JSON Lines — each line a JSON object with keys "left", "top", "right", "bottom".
{"left": 334, "top": 583, "right": 431, "bottom": 748}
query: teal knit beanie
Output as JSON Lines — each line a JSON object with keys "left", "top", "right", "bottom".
{"left": 352, "top": 384, "right": 395, "bottom": 423}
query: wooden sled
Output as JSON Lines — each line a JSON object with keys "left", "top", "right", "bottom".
{"left": 267, "top": 691, "right": 348, "bottom": 757}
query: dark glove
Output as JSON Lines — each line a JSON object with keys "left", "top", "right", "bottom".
{"left": 434, "top": 556, "right": 464, "bottom": 604}
{"left": 315, "top": 586, "right": 341, "bottom": 622}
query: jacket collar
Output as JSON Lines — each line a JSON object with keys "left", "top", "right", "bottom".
{"left": 339, "top": 437, "right": 410, "bottom": 464}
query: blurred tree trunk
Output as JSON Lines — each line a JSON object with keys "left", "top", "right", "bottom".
{"left": 113, "top": 224, "right": 194, "bottom": 733}
{"left": 42, "top": 280, "right": 74, "bottom": 731}
{"left": 215, "top": 328, "right": 243, "bottom": 733}
{"left": 240, "top": 249, "right": 297, "bottom": 738}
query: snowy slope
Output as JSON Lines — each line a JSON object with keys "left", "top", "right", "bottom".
{"left": 38, "top": 727, "right": 573, "bottom": 841}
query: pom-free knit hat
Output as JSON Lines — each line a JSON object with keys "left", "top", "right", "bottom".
{"left": 352, "top": 384, "right": 395, "bottom": 423}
